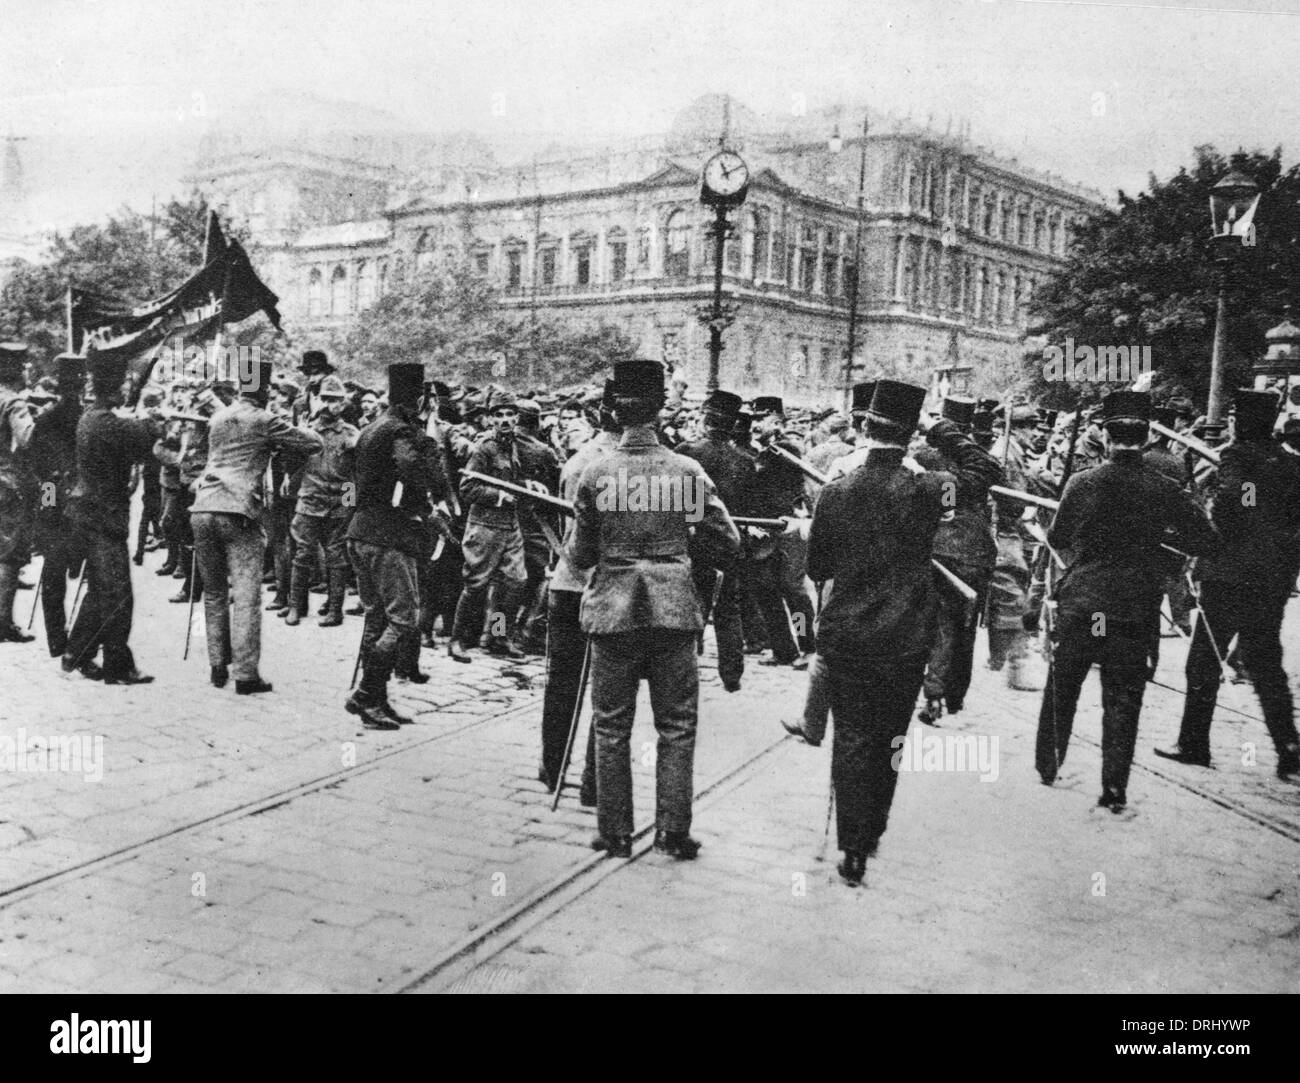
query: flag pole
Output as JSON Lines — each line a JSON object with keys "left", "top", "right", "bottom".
{"left": 65, "top": 286, "right": 74, "bottom": 352}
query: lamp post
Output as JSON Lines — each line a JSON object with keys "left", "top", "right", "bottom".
{"left": 1206, "top": 167, "right": 1260, "bottom": 427}
{"left": 837, "top": 115, "right": 870, "bottom": 413}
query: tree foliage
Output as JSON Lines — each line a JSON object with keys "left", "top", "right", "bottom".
{"left": 334, "top": 260, "right": 640, "bottom": 390}
{"left": 1024, "top": 146, "right": 1300, "bottom": 409}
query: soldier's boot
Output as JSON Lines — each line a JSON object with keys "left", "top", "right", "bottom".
{"left": 318, "top": 568, "right": 346, "bottom": 627}
{"left": 156, "top": 544, "right": 178, "bottom": 577}
{"left": 0, "top": 566, "right": 34, "bottom": 643}
{"left": 346, "top": 655, "right": 400, "bottom": 730}
{"left": 485, "top": 581, "right": 526, "bottom": 660}
{"left": 283, "top": 568, "right": 309, "bottom": 626}
{"left": 1006, "top": 632, "right": 1044, "bottom": 691}
{"left": 447, "top": 587, "right": 484, "bottom": 663}
{"left": 393, "top": 631, "right": 428, "bottom": 684}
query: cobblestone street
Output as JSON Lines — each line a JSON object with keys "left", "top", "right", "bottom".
{"left": 2, "top": 553, "right": 1299, "bottom": 994}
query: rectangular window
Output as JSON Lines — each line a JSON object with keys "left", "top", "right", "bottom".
{"left": 610, "top": 242, "right": 627, "bottom": 281}
{"left": 507, "top": 250, "right": 522, "bottom": 288}
{"left": 474, "top": 251, "right": 490, "bottom": 276}
{"left": 575, "top": 247, "right": 591, "bottom": 286}
{"left": 799, "top": 251, "right": 816, "bottom": 292}
{"left": 540, "top": 249, "right": 556, "bottom": 286}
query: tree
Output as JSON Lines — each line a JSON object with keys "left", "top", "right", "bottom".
{"left": 334, "top": 260, "right": 639, "bottom": 389}
{"left": 1024, "top": 146, "right": 1300, "bottom": 409}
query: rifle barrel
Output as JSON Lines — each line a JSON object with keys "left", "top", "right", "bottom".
{"left": 1150, "top": 420, "right": 1221, "bottom": 465}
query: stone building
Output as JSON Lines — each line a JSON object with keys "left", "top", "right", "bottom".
{"left": 189, "top": 94, "right": 1106, "bottom": 404}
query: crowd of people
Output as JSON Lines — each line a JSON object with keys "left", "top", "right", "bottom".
{"left": 1, "top": 336, "right": 1298, "bottom": 883}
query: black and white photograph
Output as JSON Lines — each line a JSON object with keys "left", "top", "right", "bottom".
{"left": 0, "top": 0, "right": 1298, "bottom": 1030}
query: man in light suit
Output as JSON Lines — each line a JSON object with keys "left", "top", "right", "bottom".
{"left": 568, "top": 359, "right": 739, "bottom": 860}
{"left": 190, "top": 359, "right": 322, "bottom": 693}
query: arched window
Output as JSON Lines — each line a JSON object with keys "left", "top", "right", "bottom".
{"left": 330, "top": 265, "right": 348, "bottom": 316}
{"left": 665, "top": 210, "right": 691, "bottom": 278}
{"left": 414, "top": 230, "right": 437, "bottom": 274}
{"left": 306, "top": 268, "right": 323, "bottom": 317}
{"left": 357, "top": 260, "right": 377, "bottom": 310}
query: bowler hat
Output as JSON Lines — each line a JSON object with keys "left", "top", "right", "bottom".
{"left": 866, "top": 380, "right": 926, "bottom": 432}
{"left": 611, "top": 359, "right": 665, "bottom": 398}
{"left": 299, "top": 350, "right": 333, "bottom": 375}
{"left": 388, "top": 362, "right": 425, "bottom": 406}
{"left": 1232, "top": 389, "right": 1280, "bottom": 443}
{"left": 942, "top": 395, "right": 976, "bottom": 428}
{"left": 850, "top": 381, "right": 877, "bottom": 414}
{"left": 751, "top": 395, "right": 784, "bottom": 417}
{"left": 703, "top": 389, "right": 742, "bottom": 422}
{"left": 1101, "top": 390, "right": 1151, "bottom": 426}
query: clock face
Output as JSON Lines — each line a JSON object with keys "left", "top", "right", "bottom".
{"left": 702, "top": 151, "right": 749, "bottom": 197}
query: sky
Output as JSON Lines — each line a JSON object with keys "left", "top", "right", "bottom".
{"left": 2, "top": 0, "right": 1299, "bottom": 228}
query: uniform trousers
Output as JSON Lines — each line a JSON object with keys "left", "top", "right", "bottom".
{"left": 539, "top": 589, "right": 597, "bottom": 791}
{"left": 1035, "top": 608, "right": 1150, "bottom": 798}
{"left": 590, "top": 629, "right": 698, "bottom": 840}
{"left": 36, "top": 512, "right": 84, "bottom": 657}
{"left": 1176, "top": 580, "right": 1297, "bottom": 759}
{"left": 828, "top": 655, "right": 927, "bottom": 853}
{"left": 922, "top": 568, "right": 989, "bottom": 709}
{"left": 349, "top": 540, "right": 419, "bottom": 670}
{"left": 691, "top": 561, "right": 743, "bottom": 688}
{"left": 65, "top": 524, "right": 137, "bottom": 678}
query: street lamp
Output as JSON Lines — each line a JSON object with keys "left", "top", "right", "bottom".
{"left": 835, "top": 114, "right": 869, "bottom": 412}
{"left": 1206, "top": 167, "right": 1260, "bottom": 426}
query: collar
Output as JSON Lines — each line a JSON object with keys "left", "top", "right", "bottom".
{"left": 619, "top": 424, "right": 660, "bottom": 449}
{"left": 1110, "top": 447, "right": 1144, "bottom": 464}
{"left": 866, "top": 446, "right": 906, "bottom": 463}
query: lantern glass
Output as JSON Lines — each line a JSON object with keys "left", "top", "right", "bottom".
{"left": 1210, "top": 169, "right": 1259, "bottom": 237}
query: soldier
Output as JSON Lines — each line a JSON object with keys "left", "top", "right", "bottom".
{"left": 0, "top": 343, "right": 36, "bottom": 641}
{"left": 915, "top": 396, "right": 1003, "bottom": 724}
{"left": 570, "top": 359, "right": 739, "bottom": 859}
{"left": 749, "top": 396, "right": 815, "bottom": 669}
{"left": 63, "top": 352, "right": 164, "bottom": 682}
{"left": 264, "top": 380, "right": 303, "bottom": 615}
{"left": 1144, "top": 406, "right": 1195, "bottom": 639}
{"left": 190, "top": 360, "right": 323, "bottom": 693}
{"left": 27, "top": 354, "right": 85, "bottom": 657}
{"left": 1036, "top": 391, "right": 1218, "bottom": 813}
{"left": 283, "top": 375, "right": 358, "bottom": 628}
{"left": 448, "top": 399, "right": 529, "bottom": 662}
{"left": 293, "top": 350, "right": 335, "bottom": 425}
{"left": 511, "top": 397, "right": 561, "bottom": 654}
{"left": 1156, "top": 390, "right": 1300, "bottom": 779}
{"left": 345, "top": 363, "right": 443, "bottom": 729}
{"left": 132, "top": 388, "right": 165, "bottom": 565}
{"left": 808, "top": 380, "right": 996, "bottom": 886}
{"left": 675, "top": 389, "right": 754, "bottom": 693}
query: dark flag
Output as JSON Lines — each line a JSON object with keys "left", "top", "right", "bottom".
{"left": 69, "top": 211, "right": 280, "bottom": 397}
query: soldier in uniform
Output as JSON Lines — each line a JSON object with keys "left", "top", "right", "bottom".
{"left": 569, "top": 359, "right": 739, "bottom": 859}
{"left": 63, "top": 352, "right": 164, "bottom": 682}
{"left": 190, "top": 359, "right": 323, "bottom": 693}
{"left": 346, "top": 363, "right": 444, "bottom": 730}
{"left": 915, "top": 396, "right": 1003, "bottom": 724}
{"left": 1156, "top": 390, "right": 1300, "bottom": 779}
{"left": 1036, "top": 391, "right": 1218, "bottom": 813}
{"left": 809, "top": 380, "right": 999, "bottom": 885}
{"left": 448, "top": 399, "right": 529, "bottom": 662}
{"left": 283, "top": 375, "right": 358, "bottom": 628}
{"left": 28, "top": 354, "right": 85, "bottom": 657}
{"left": 749, "top": 397, "right": 815, "bottom": 669}
{"left": 511, "top": 397, "right": 561, "bottom": 654}
{"left": 675, "top": 389, "right": 754, "bottom": 693}
{"left": 0, "top": 343, "right": 36, "bottom": 642}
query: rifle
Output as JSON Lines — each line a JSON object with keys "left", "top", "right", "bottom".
{"left": 1150, "top": 420, "right": 1222, "bottom": 466}
{"left": 766, "top": 441, "right": 978, "bottom": 603}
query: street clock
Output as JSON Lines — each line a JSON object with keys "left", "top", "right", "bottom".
{"left": 700, "top": 150, "right": 750, "bottom": 207}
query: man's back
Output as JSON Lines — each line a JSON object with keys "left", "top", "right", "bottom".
{"left": 1048, "top": 449, "right": 1217, "bottom": 620}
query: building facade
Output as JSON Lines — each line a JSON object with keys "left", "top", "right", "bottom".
{"left": 190, "top": 95, "right": 1106, "bottom": 404}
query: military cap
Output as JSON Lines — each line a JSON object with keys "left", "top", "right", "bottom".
{"left": 751, "top": 395, "right": 784, "bottom": 418}
{"left": 1232, "top": 389, "right": 1280, "bottom": 443}
{"left": 513, "top": 398, "right": 542, "bottom": 419}
{"left": 387, "top": 362, "right": 425, "bottom": 406}
{"left": 318, "top": 375, "right": 347, "bottom": 400}
{"left": 1101, "top": 390, "right": 1151, "bottom": 426}
{"left": 611, "top": 359, "right": 665, "bottom": 398}
{"left": 942, "top": 396, "right": 976, "bottom": 428}
{"left": 850, "top": 381, "right": 877, "bottom": 414}
{"left": 867, "top": 380, "right": 927, "bottom": 432}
